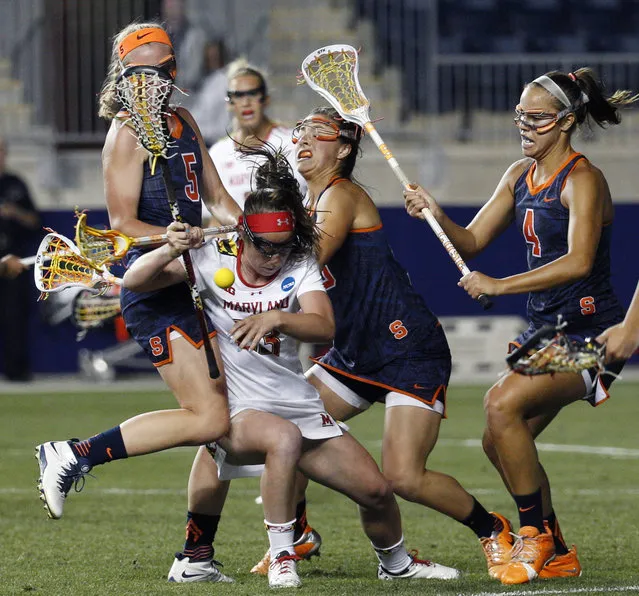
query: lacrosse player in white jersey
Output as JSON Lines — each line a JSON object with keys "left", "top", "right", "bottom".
{"left": 124, "top": 144, "right": 460, "bottom": 588}
{"left": 206, "top": 59, "right": 305, "bottom": 213}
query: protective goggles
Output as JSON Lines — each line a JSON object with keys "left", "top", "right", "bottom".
{"left": 513, "top": 104, "right": 572, "bottom": 134}
{"left": 241, "top": 218, "right": 297, "bottom": 259}
{"left": 291, "top": 117, "right": 359, "bottom": 144}
{"left": 124, "top": 54, "right": 177, "bottom": 80}
{"left": 226, "top": 85, "right": 265, "bottom": 102}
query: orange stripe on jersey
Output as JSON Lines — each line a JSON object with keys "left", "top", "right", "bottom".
{"left": 153, "top": 325, "right": 217, "bottom": 368}
{"left": 311, "top": 358, "right": 446, "bottom": 406}
{"left": 526, "top": 152, "right": 582, "bottom": 195}
{"left": 350, "top": 223, "right": 382, "bottom": 234}
{"left": 168, "top": 110, "right": 184, "bottom": 140}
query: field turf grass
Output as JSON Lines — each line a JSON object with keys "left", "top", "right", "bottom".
{"left": 1, "top": 381, "right": 638, "bottom": 595}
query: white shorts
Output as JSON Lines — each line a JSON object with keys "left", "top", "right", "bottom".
{"left": 208, "top": 409, "right": 343, "bottom": 481}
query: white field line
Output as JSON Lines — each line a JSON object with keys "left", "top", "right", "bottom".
{"left": 463, "top": 586, "right": 639, "bottom": 596}
{"left": 364, "top": 438, "right": 639, "bottom": 459}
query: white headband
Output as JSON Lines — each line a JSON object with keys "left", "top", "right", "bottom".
{"left": 532, "top": 75, "right": 590, "bottom": 108}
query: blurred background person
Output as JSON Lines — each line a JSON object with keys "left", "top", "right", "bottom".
{"left": 162, "top": 0, "right": 208, "bottom": 93}
{"left": 0, "top": 137, "right": 40, "bottom": 382}
{"left": 190, "top": 39, "right": 232, "bottom": 146}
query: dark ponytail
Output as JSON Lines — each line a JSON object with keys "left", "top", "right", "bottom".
{"left": 534, "top": 68, "right": 639, "bottom": 131}
{"left": 238, "top": 142, "right": 320, "bottom": 263}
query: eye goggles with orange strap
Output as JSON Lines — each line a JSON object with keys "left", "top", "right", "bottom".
{"left": 291, "top": 117, "right": 359, "bottom": 144}
{"left": 513, "top": 104, "right": 572, "bottom": 134}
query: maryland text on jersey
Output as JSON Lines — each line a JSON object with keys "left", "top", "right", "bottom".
{"left": 222, "top": 296, "right": 290, "bottom": 314}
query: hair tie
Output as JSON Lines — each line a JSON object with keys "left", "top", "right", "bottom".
{"left": 568, "top": 72, "right": 577, "bottom": 82}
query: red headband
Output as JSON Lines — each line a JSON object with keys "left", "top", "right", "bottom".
{"left": 119, "top": 27, "right": 173, "bottom": 61}
{"left": 242, "top": 212, "right": 294, "bottom": 233}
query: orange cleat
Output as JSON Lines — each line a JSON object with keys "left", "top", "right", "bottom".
{"left": 479, "top": 512, "right": 514, "bottom": 579}
{"left": 539, "top": 545, "right": 581, "bottom": 579}
{"left": 250, "top": 526, "right": 322, "bottom": 576}
{"left": 497, "top": 526, "right": 555, "bottom": 585}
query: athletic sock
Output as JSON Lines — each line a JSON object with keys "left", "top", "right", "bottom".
{"left": 372, "top": 536, "right": 412, "bottom": 574}
{"left": 545, "top": 510, "right": 569, "bottom": 555}
{"left": 513, "top": 488, "right": 544, "bottom": 532}
{"left": 293, "top": 499, "right": 308, "bottom": 541}
{"left": 71, "top": 426, "right": 127, "bottom": 467}
{"left": 265, "top": 519, "right": 296, "bottom": 560}
{"left": 461, "top": 497, "right": 497, "bottom": 539}
{"left": 182, "top": 512, "right": 221, "bottom": 561}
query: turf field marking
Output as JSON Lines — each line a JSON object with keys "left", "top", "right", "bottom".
{"left": 464, "top": 586, "right": 639, "bottom": 596}
{"left": 438, "top": 438, "right": 639, "bottom": 458}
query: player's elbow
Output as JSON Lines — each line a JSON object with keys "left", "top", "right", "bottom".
{"left": 570, "top": 255, "right": 594, "bottom": 280}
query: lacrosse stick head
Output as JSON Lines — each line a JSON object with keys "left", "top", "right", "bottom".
{"left": 71, "top": 288, "right": 122, "bottom": 332}
{"left": 75, "top": 211, "right": 133, "bottom": 268}
{"left": 34, "top": 233, "right": 118, "bottom": 299}
{"left": 300, "top": 45, "right": 371, "bottom": 127}
{"left": 506, "top": 324, "right": 606, "bottom": 376}
{"left": 116, "top": 65, "right": 173, "bottom": 159}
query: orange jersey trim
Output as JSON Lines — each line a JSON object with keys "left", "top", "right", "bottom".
{"left": 350, "top": 223, "right": 382, "bottom": 234}
{"left": 559, "top": 156, "right": 587, "bottom": 194}
{"left": 311, "top": 358, "right": 446, "bottom": 407}
{"left": 119, "top": 27, "right": 173, "bottom": 61}
{"left": 526, "top": 152, "right": 582, "bottom": 195}
{"left": 154, "top": 325, "right": 217, "bottom": 368}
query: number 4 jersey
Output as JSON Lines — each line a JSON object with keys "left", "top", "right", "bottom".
{"left": 514, "top": 152, "right": 624, "bottom": 332}
{"left": 189, "top": 236, "right": 329, "bottom": 418}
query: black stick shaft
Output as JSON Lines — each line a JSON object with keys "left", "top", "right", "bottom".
{"left": 160, "top": 159, "right": 220, "bottom": 379}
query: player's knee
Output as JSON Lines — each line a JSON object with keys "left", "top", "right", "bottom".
{"left": 360, "top": 476, "right": 395, "bottom": 511}
{"left": 268, "top": 426, "right": 303, "bottom": 461}
{"left": 484, "top": 385, "right": 518, "bottom": 430}
{"left": 383, "top": 467, "right": 422, "bottom": 503}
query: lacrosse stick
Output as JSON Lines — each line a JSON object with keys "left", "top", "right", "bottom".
{"left": 116, "top": 64, "right": 220, "bottom": 379}
{"left": 506, "top": 323, "right": 605, "bottom": 376}
{"left": 75, "top": 211, "right": 237, "bottom": 269}
{"left": 300, "top": 44, "right": 492, "bottom": 310}
{"left": 71, "top": 289, "right": 123, "bottom": 340}
{"left": 34, "top": 232, "right": 121, "bottom": 299}
{"left": 20, "top": 255, "right": 37, "bottom": 266}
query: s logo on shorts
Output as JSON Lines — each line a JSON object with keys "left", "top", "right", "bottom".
{"left": 281, "top": 276, "right": 295, "bottom": 292}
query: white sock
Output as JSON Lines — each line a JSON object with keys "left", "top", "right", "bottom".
{"left": 372, "top": 535, "right": 411, "bottom": 574}
{"left": 265, "top": 518, "right": 296, "bottom": 560}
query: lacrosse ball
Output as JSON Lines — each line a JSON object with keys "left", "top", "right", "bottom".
{"left": 214, "top": 267, "right": 235, "bottom": 288}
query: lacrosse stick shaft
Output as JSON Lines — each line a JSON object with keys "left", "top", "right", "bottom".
{"left": 363, "top": 122, "right": 492, "bottom": 310}
{"left": 160, "top": 160, "right": 221, "bottom": 379}
{"left": 20, "top": 255, "right": 37, "bottom": 266}
{"left": 131, "top": 224, "right": 237, "bottom": 248}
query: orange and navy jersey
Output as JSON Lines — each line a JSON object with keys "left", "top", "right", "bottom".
{"left": 135, "top": 110, "right": 204, "bottom": 230}
{"left": 321, "top": 223, "right": 449, "bottom": 374}
{"left": 121, "top": 110, "right": 205, "bottom": 315}
{"left": 514, "top": 152, "right": 624, "bottom": 331}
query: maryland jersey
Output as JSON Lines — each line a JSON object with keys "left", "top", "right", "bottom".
{"left": 189, "top": 236, "right": 329, "bottom": 418}
{"left": 320, "top": 224, "right": 449, "bottom": 374}
{"left": 208, "top": 124, "right": 306, "bottom": 209}
{"left": 514, "top": 152, "right": 624, "bottom": 332}
{"left": 121, "top": 110, "right": 205, "bottom": 313}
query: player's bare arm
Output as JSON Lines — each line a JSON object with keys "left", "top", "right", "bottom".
{"left": 103, "top": 120, "right": 167, "bottom": 237}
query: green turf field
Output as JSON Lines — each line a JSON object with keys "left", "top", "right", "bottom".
{"left": 1, "top": 381, "right": 638, "bottom": 595}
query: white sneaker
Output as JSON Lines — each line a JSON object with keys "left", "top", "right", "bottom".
{"left": 35, "top": 441, "right": 91, "bottom": 519}
{"left": 168, "top": 554, "right": 234, "bottom": 583}
{"left": 378, "top": 552, "right": 460, "bottom": 581}
{"left": 268, "top": 551, "right": 302, "bottom": 589}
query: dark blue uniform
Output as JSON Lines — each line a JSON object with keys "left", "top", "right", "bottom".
{"left": 511, "top": 153, "right": 625, "bottom": 403}
{"left": 120, "top": 111, "right": 215, "bottom": 366}
{"left": 313, "top": 179, "right": 451, "bottom": 411}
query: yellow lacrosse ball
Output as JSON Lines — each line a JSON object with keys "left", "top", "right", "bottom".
{"left": 214, "top": 267, "right": 235, "bottom": 289}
